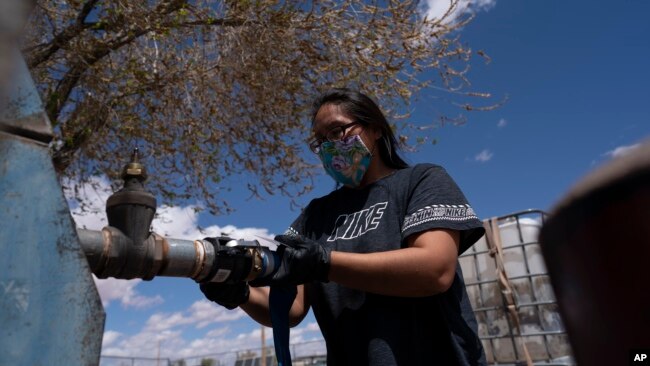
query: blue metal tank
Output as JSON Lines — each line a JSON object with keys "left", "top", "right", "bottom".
{"left": 0, "top": 56, "right": 105, "bottom": 365}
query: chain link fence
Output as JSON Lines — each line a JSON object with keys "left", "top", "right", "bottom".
{"left": 101, "top": 340, "right": 326, "bottom": 366}
{"left": 99, "top": 355, "right": 172, "bottom": 366}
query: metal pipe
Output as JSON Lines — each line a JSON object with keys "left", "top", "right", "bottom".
{"left": 460, "top": 240, "right": 541, "bottom": 256}
{"left": 464, "top": 272, "right": 549, "bottom": 287}
{"left": 479, "top": 330, "right": 567, "bottom": 340}
{"left": 472, "top": 300, "right": 558, "bottom": 313}
{"left": 77, "top": 227, "right": 275, "bottom": 284}
{"left": 162, "top": 236, "right": 215, "bottom": 280}
{"left": 77, "top": 227, "right": 216, "bottom": 283}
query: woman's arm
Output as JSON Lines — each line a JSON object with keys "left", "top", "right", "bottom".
{"left": 240, "top": 284, "right": 310, "bottom": 327}
{"left": 328, "top": 229, "right": 460, "bottom": 297}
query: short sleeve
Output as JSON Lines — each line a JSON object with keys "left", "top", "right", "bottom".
{"left": 284, "top": 201, "right": 312, "bottom": 237}
{"left": 401, "top": 164, "right": 485, "bottom": 254}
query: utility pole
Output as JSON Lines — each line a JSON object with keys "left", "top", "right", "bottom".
{"left": 261, "top": 325, "right": 266, "bottom": 366}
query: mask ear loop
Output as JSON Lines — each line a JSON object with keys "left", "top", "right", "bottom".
{"left": 358, "top": 129, "right": 376, "bottom": 158}
{"left": 383, "top": 135, "right": 392, "bottom": 164}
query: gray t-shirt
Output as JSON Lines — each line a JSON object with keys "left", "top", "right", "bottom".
{"left": 289, "top": 164, "right": 487, "bottom": 366}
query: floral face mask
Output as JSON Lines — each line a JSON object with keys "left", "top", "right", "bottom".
{"left": 318, "top": 134, "right": 372, "bottom": 187}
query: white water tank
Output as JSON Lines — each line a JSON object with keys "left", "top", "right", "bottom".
{"left": 459, "top": 212, "right": 574, "bottom": 365}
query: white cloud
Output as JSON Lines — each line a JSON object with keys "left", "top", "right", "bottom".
{"left": 64, "top": 175, "right": 275, "bottom": 242}
{"left": 100, "top": 301, "right": 324, "bottom": 362}
{"left": 143, "top": 300, "right": 245, "bottom": 333}
{"left": 102, "top": 330, "right": 122, "bottom": 349}
{"left": 93, "top": 276, "right": 163, "bottom": 309}
{"left": 604, "top": 143, "right": 640, "bottom": 159}
{"left": 474, "top": 149, "right": 494, "bottom": 162}
{"left": 102, "top": 301, "right": 246, "bottom": 358}
{"left": 102, "top": 308, "right": 323, "bottom": 363}
{"left": 289, "top": 322, "right": 321, "bottom": 343}
{"left": 410, "top": 0, "right": 497, "bottom": 49}
{"left": 205, "top": 326, "right": 231, "bottom": 338}
{"left": 497, "top": 118, "right": 507, "bottom": 128}
{"left": 420, "top": 0, "right": 497, "bottom": 24}
{"left": 291, "top": 339, "right": 327, "bottom": 360}
{"left": 153, "top": 204, "right": 274, "bottom": 243}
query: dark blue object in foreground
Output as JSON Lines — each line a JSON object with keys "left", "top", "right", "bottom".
{"left": 270, "top": 286, "right": 298, "bottom": 366}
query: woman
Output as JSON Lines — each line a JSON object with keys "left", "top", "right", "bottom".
{"left": 201, "top": 88, "right": 487, "bottom": 365}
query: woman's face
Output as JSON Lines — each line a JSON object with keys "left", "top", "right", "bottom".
{"left": 311, "top": 103, "right": 379, "bottom": 151}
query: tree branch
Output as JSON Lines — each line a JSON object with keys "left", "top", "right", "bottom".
{"left": 172, "top": 18, "right": 248, "bottom": 28}
{"left": 83, "top": 17, "right": 248, "bottom": 31}
{"left": 26, "top": 0, "right": 100, "bottom": 69}
{"left": 51, "top": 77, "right": 164, "bottom": 173}
{"left": 45, "top": 27, "right": 151, "bottom": 126}
{"left": 76, "top": 0, "right": 101, "bottom": 24}
{"left": 52, "top": 100, "right": 114, "bottom": 173}
{"left": 48, "top": 1, "right": 195, "bottom": 173}
{"left": 45, "top": 0, "right": 190, "bottom": 125}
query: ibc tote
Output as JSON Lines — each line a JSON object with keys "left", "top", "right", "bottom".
{"left": 459, "top": 210, "right": 575, "bottom": 365}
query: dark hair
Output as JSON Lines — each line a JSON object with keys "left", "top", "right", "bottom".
{"left": 311, "top": 88, "right": 409, "bottom": 169}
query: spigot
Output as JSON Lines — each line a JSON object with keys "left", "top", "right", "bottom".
{"left": 106, "top": 148, "right": 157, "bottom": 246}
{"left": 122, "top": 147, "right": 147, "bottom": 180}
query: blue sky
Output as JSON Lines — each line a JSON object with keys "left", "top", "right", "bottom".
{"left": 79, "top": 0, "right": 650, "bottom": 362}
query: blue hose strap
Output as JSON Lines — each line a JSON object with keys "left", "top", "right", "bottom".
{"left": 269, "top": 285, "right": 297, "bottom": 366}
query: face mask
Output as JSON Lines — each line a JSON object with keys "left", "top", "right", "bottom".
{"left": 318, "top": 134, "right": 372, "bottom": 187}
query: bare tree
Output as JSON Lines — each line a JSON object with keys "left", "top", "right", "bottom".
{"left": 25, "top": 0, "right": 493, "bottom": 214}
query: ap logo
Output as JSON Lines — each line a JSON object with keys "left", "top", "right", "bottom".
{"left": 630, "top": 350, "right": 650, "bottom": 365}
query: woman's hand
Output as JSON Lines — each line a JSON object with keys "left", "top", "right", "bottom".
{"left": 250, "top": 234, "right": 331, "bottom": 287}
{"left": 199, "top": 281, "right": 250, "bottom": 309}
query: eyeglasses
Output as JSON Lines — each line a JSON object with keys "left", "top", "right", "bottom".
{"left": 309, "top": 121, "right": 361, "bottom": 154}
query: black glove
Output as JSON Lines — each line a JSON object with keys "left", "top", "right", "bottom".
{"left": 250, "top": 234, "right": 331, "bottom": 287}
{"left": 203, "top": 237, "right": 253, "bottom": 284}
{"left": 199, "top": 281, "right": 250, "bottom": 310}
